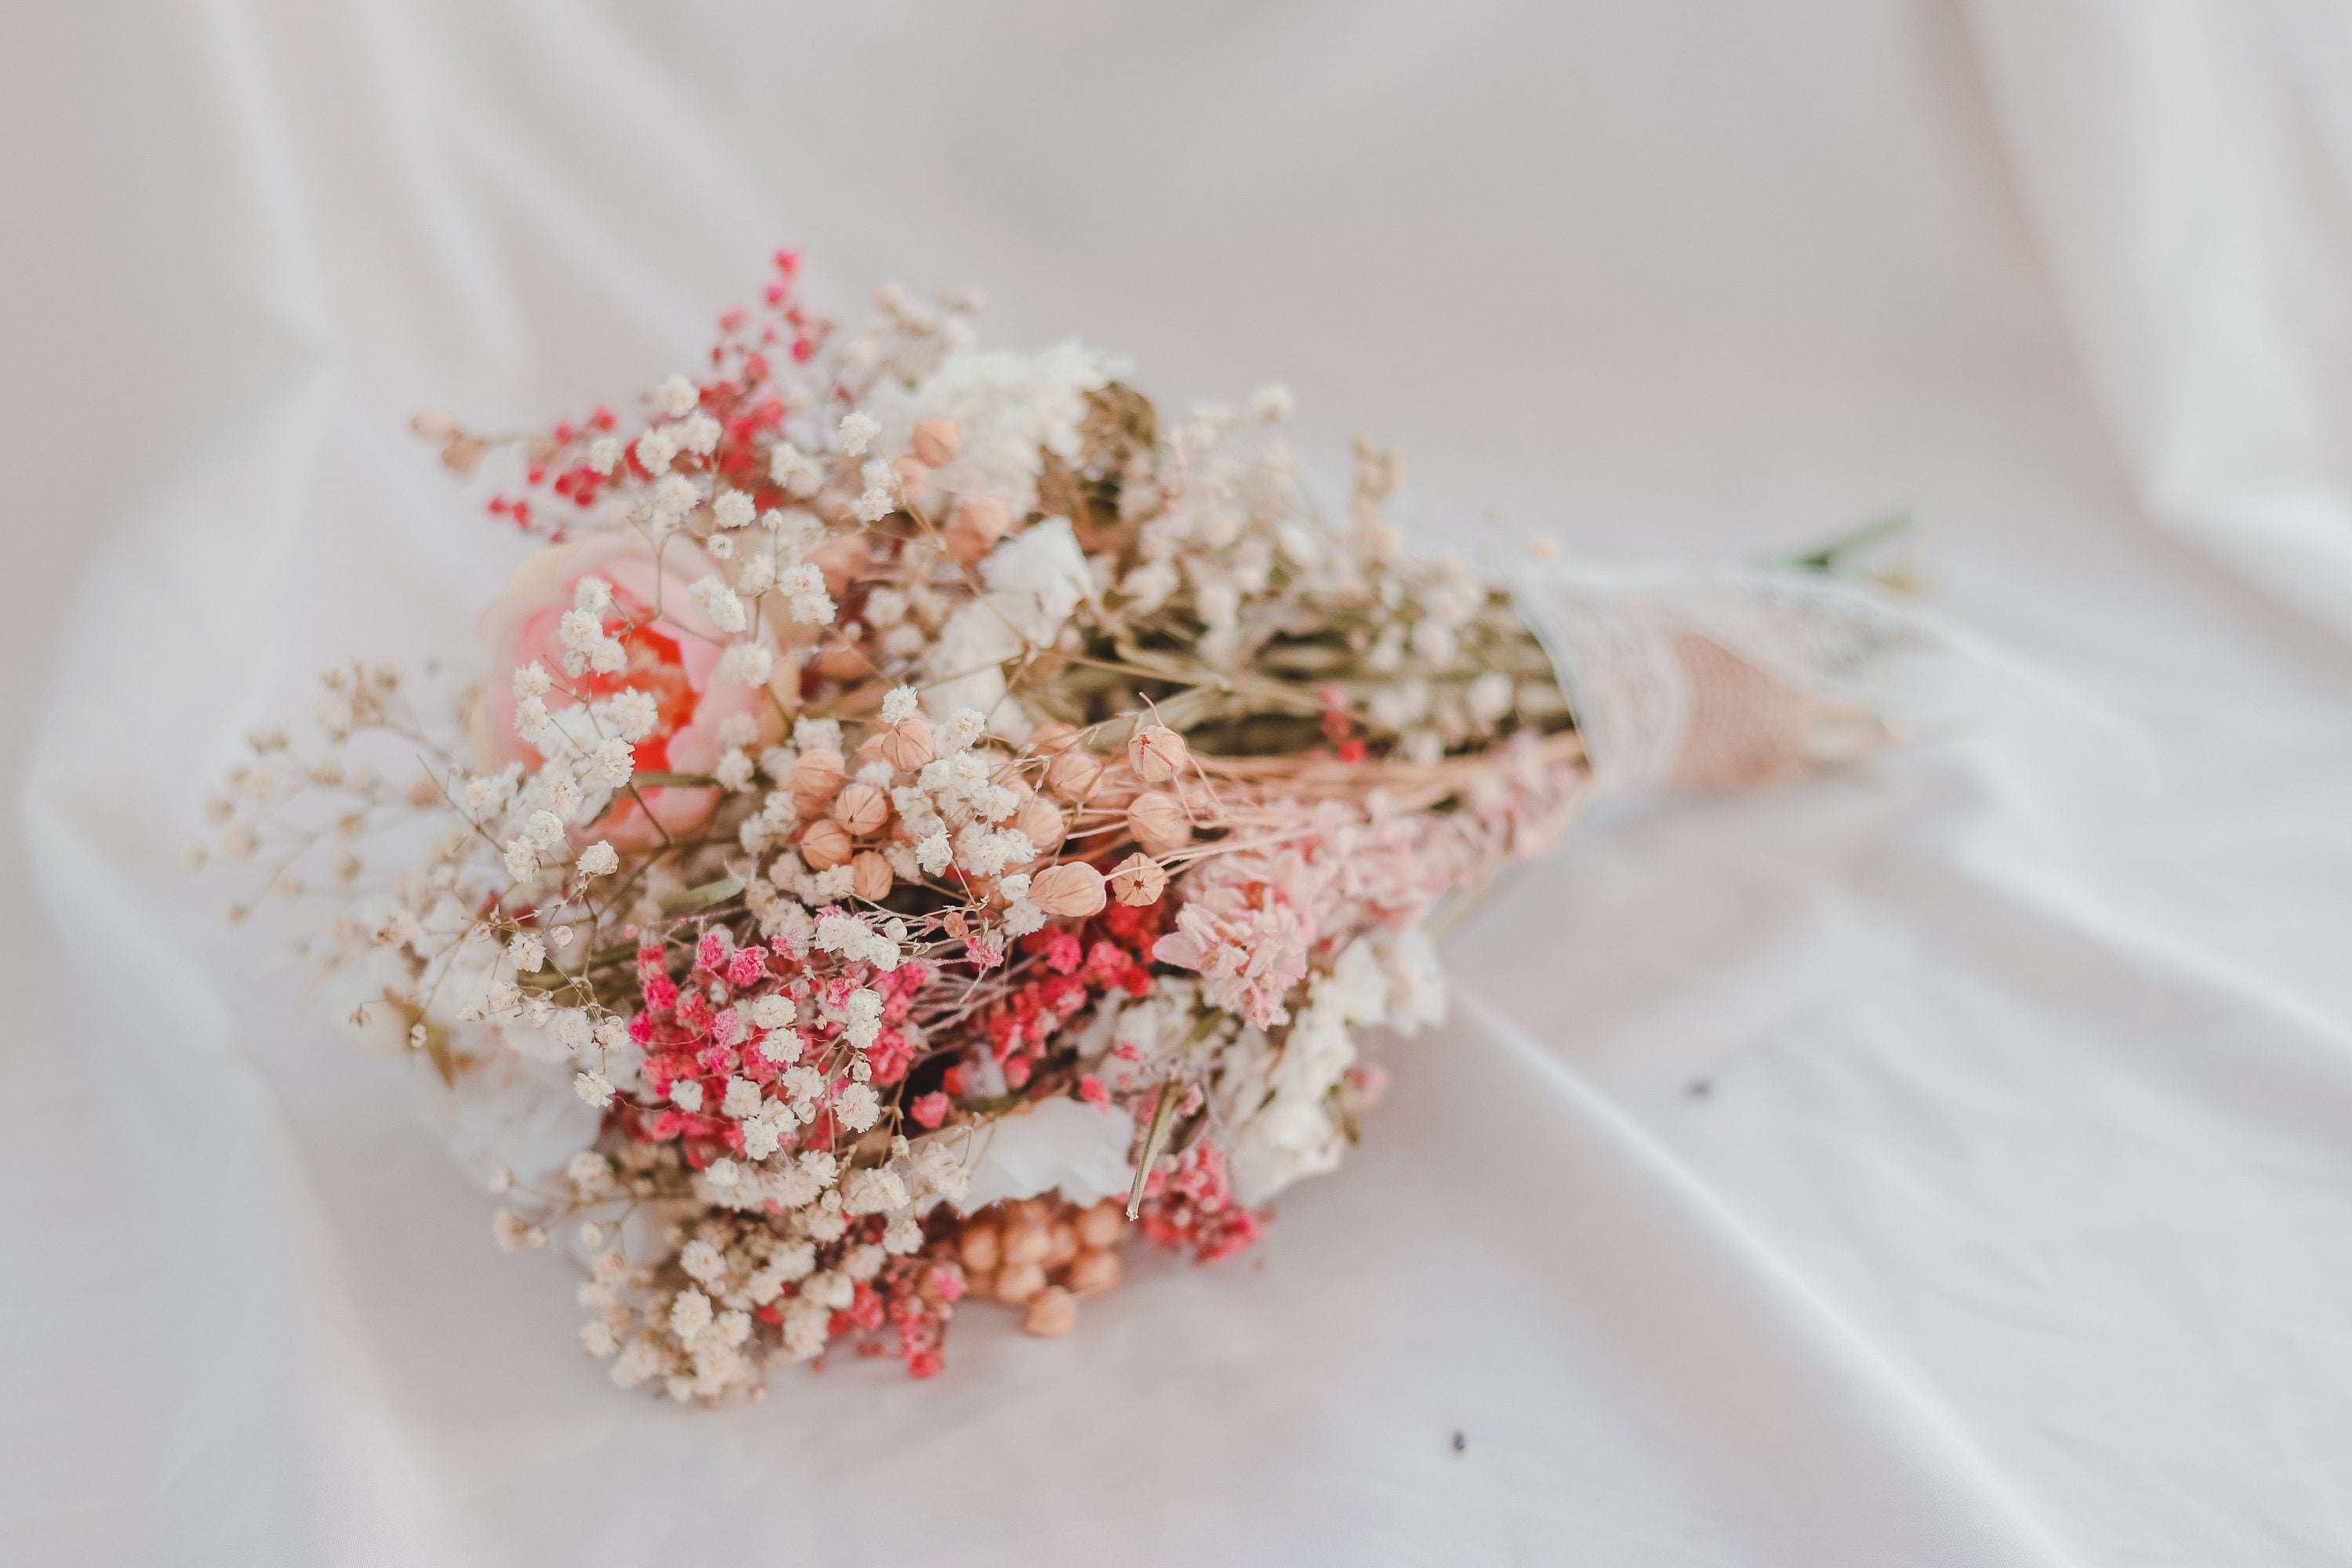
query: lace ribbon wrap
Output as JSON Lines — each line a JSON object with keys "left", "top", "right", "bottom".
{"left": 1515, "top": 564, "right": 1929, "bottom": 796}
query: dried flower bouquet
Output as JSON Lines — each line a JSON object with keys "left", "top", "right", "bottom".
{"left": 198, "top": 252, "right": 1907, "bottom": 1402}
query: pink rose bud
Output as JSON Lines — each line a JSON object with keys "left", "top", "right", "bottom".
{"left": 1109, "top": 851, "right": 1167, "bottom": 907}
{"left": 909, "top": 418, "right": 963, "bottom": 468}
{"left": 1127, "top": 723, "right": 1189, "bottom": 784}
{"left": 1029, "top": 861, "right": 1107, "bottom": 919}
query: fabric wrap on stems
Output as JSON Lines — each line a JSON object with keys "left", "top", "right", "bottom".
{"left": 1513, "top": 563, "right": 1932, "bottom": 797}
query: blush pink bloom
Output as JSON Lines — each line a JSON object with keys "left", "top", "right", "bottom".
{"left": 1153, "top": 878, "right": 1314, "bottom": 1029}
{"left": 472, "top": 533, "right": 780, "bottom": 847}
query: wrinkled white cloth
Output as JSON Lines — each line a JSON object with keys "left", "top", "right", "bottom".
{"left": 7, "top": 2, "right": 2352, "bottom": 1565}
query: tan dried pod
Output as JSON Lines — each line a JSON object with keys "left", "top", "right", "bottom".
{"left": 1075, "top": 1200, "right": 1127, "bottom": 1250}
{"left": 814, "top": 644, "right": 869, "bottom": 681}
{"left": 797, "top": 818, "right": 853, "bottom": 869}
{"left": 1014, "top": 795, "right": 1066, "bottom": 860}
{"left": 1083, "top": 759, "right": 1145, "bottom": 811}
{"left": 1044, "top": 746, "right": 1102, "bottom": 804}
{"left": 1065, "top": 1248, "right": 1122, "bottom": 1295}
{"left": 1109, "top": 851, "right": 1167, "bottom": 908}
{"left": 1127, "top": 723, "right": 1189, "bottom": 784}
{"left": 829, "top": 780, "right": 890, "bottom": 836}
{"left": 850, "top": 850, "right": 894, "bottom": 902}
{"left": 877, "top": 714, "right": 935, "bottom": 772}
{"left": 1002, "top": 1221, "right": 1051, "bottom": 1269}
{"left": 810, "top": 532, "right": 868, "bottom": 594}
{"left": 1022, "top": 1285, "right": 1077, "bottom": 1337}
{"left": 996, "top": 1261, "right": 1048, "bottom": 1305}
{"left": 1127, "top": 790, "right": 1192, "bottom": 856}
{"left": 891, "top": 454, "right": 929, "bottom": 503}
{"left": 1046, "top": 1221, "right": 1080, "bottom": 1269}
{"left": 944, "top": 495, "right": 1011, "bottom": 564}
{"left": 958, "top": 1221, "right": 1002, "bottom": 1273}
{"left": 787, "top": 748, "right": 847, "bottom": 814}
{"left": 1029, "top": 861, "right": 1107, "bottom": 919}
{"left": 438, "top": 434, "right": 487, "bottom": 477}
{"left": 909, "top": 417, "right": 963, "bottom": 468}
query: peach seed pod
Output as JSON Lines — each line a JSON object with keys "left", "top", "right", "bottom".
{"left": 996, "top": 1261, "right": 1048, "bottom": 1305}
{"left": 1003, "top": 1222, "right": 1051, "bottom": 1269}
{"left": 1014, "top": 795, "right": 1067, "bottom": 859}
{"left": 1029, "top": 861, "right": 1107, "bottom": 919}
{"left": 850, "top": 850, "right": 894, "bottom": 902}
{"left": 1109, "top": 851, "right": 1167, "bottom": 907}
{"left": 786, "top": 748, "right": 846, "bottom": 814}
{"left": 1022, "top": 1285, "right": 1077, "bottom": 1337}
{"left": 944, "top": 495, "right": 1011, "bottom": 564}
{"left": 1127, "top": 723, "right": 1189, "bottom": 784}
{"left": 958, "top": 1222, "right": 1002, "bottom": 1273}
{"left": 1044, "top": 747, "right": 1102, "bottom": 804}
{"left": 813, "top": 643, "right": 869, "bottom": 681}
{"left": 1126, "top": 790, "right": 1192, "bottom": 856}
{"left": 829, "top": 780, "right": 890, "bottom": 836}
{"left": 891, "top": 454, "right": 929, "bottom": 502}
{"left": 1027, "top": 720, "right": 1079, "bottom": 755}
{"left": 909, "top": 418, "right": 963, "bottom": 468}
{"left": 1076, "top": 1200, "right": 1127, "bottom": 1250}
{"left": 797, "top": 818, "right": 853, "bottom": 869}
{"left": 1066, "top": 1248, "right": 1122, "bottom": 1294}
{"left": 877, "top": 714, "right": 935, "bottom": 772}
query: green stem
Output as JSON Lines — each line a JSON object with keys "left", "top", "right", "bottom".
{"left": 1767, "top": 510, "right": 1915, "bottom": 573}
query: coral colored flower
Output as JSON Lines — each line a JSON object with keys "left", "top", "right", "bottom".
{"left": 471, "top": 532, "right": 782, "bottom": 846}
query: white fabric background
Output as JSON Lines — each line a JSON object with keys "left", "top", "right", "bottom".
{"left": 6, "top": 2, "right": 2350, "bottom": 1563}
